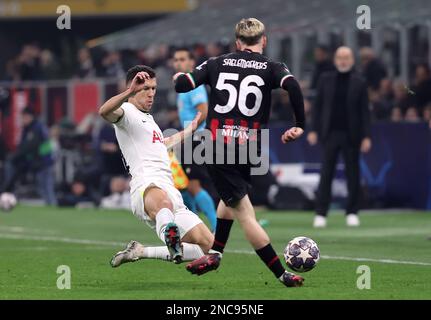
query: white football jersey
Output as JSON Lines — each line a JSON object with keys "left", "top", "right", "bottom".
{"left": 113, "top": 102, "right": 173, "bottom": 193}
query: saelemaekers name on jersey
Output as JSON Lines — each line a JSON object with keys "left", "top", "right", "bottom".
{"left": 223, "top": 59, "right": 268, "bottom": 70}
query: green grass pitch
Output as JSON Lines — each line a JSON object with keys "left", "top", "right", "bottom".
{"left": 0, "top": 206, "right": 430, "bottom": 299}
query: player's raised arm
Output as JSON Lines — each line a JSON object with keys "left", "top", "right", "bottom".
{"left": 99, "top": 71, "right": 150, "bottom": 123}
{"left": 173, "top": 59, "right": 211, "bottom": 93}
{"left": 164, "top": 111, "right": 202, "bottom": 149}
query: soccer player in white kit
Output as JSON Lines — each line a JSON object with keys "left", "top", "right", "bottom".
{"left": 99, "top": 65, "right": 214, "bottom": 266}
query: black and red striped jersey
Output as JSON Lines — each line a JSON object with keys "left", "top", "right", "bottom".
{"left": 184, "top": 49, "right": 295, "bottom": 141}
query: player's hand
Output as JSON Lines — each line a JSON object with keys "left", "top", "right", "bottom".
{"left": 191, "top": 111, "right": 202, "bottom": 132}
{"left": 361, "top": 137, "right": 372, "bottom": 153}
{"left": 129, "top": 72, "right": 150, "bottom": 95}
{"left": 281, "top": 127, "right": 304, "bottom": 144}
{"left": 307, "top": 131, "right": 318, "bottom": 146}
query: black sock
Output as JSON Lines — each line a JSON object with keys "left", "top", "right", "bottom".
{"left": 255, "top": 243, "right": 285, "bottom": 279}
{"left": 211, "top": 218, "right": 234, "bottom": 253}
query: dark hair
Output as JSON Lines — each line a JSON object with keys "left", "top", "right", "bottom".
{"left": 126, "top": 65, "right": 156, "bottom": 85}
{"left": 173, "top": 47, "right": 194, "bottom": 60}
{"left": 316, "top": 44, "right": 330, "bottom": 53}
{"left": 22, "top": 107, "right": 35, "bottom": 116}
{"left": 416, "top": 63, "right": 430, "bottom": 75}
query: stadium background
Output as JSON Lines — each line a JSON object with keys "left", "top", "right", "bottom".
{"left": 1, "top": 0, "right": 430, "bottom": 210}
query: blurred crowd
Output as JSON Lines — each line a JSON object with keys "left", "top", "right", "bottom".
{"left": 1, "top": 41, "right": 431, "bottom": 208}
{"left": 3, "top": 42, "right": 431, "bottom": 125}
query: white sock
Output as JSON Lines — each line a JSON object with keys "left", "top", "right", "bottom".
{"left": 143, "top": 246, "right": 171, "bottom": 261}
{"left": 208, "top": 249, "right": 222, "bottom": 258}
{"left": 182, "top": 243, "right": 205, "bottom": 260}
{"left": 155, "top": 208, "right": 175, "bottom": 241}
{"left": 142, "top": 243, "right": 204, "bottom": 261}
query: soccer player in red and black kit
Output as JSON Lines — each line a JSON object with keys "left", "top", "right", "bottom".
{"left": 174, "top": 18, "right": 306, "bottom": 287}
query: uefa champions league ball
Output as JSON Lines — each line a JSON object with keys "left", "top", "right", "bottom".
{"left": 284, "top": 236, "right": 320, "bottom": 272}
{"left": 0, "top": 193, "right": 17, "bottom": 212}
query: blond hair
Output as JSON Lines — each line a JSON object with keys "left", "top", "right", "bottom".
{"left": 235, "top": 18, "right": 265, "bottom": 46}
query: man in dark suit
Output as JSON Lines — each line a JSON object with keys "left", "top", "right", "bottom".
{"left": 307, "top": 46, "right": 371, "bottom": 228}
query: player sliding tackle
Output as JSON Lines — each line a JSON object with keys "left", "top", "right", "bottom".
{"left": 99, "top": 65, "right": 214, "bottom": 266}
{"left": 174, "top": 18, "right": 306, "bottom": 287}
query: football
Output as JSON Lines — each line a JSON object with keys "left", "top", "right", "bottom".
{"left": 0, "top": 192, "right": 18, "bottom": 212}
{"left": 284, "top": 236, "right": 320, "bottom": 272}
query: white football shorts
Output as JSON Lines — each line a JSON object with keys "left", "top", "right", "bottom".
{"left": 130, "top": 179, "right": 202, "bottom": 239}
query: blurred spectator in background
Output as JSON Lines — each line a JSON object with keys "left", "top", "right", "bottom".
{"left": 100, "top": 176, "right": 131, "bottom": 209}
{"left": 0, "top": 135, "right": 6, "bottom": 161}
{"left": 206, "top": 42, "right": 223, "bottom": 58}
{"left": 390, "top": 107, "right": 403, "bottom": 122}
{"left": 75, "top": 122, "right": 127, "bottom": 199}
{"left": 193, "top": 43, "right": 208, "bottom": 65}
{"left": 307, "top": 46, "right": 371, "bottom": 228}
{"left": 405, "top": 106, "right": 421, "bottom": 122}
{"left": 40, "top": 49, "right": 60, "bottom": 80}
{"left": 57, "top": 178, "right": 93, "bottom": 207}
{"left": 101, "top": 51, "right": 124, "bottom": 78}
{"left": 0, "top": 107, "right": 56, "bottom": 205}
{"left": 270, "top": 90, "right": 293, "bottom": 122}
{"left": 423, "top": 103, "right": 431, "bottom": 124}
{"left": 76, "top": 47, "right": 95, "bottom": 79}
{"left": 393, "top": 80, "right": 412, "bottom": 113}
{"left": 310, "top": 44, "right": 335, "bottom": 91}
{"left": 154, "top": 44, "right": 170, "bottom": 68}
{"left": 412, "top": 63, "right": 431, "bottom": 112}
{"left": 17, "top": 44, "right": 42, "bottom": 81}
{"left": 96, "top": 122, "right": 125, "bottom": 176}
{"left": 374, "top": 78, "right": 395, "bottom": 120}
{"left": 4, "top": 59, "right": 20, "bottom": 81}
{"left": 270, "top": 83, "right": 312, "bottom": 124}
{"left": 359, "top": 47, "right": 387, "bottom": 91}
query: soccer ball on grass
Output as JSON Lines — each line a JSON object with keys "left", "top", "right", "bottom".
{"left": 284, "top": 236, "right": 320, "bottom": 272}
{"left": 0, "top": 192, "right": 17, "bottom": 212}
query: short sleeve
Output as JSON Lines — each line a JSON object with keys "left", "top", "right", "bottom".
{"left": 272, "top": 61, "right": 294, "bottom": 89}
{"left": 190, "top": 85, "right": 208, "bottom": 106}
{"left": 112, "top": 104, "right": 129, "bottom": 128}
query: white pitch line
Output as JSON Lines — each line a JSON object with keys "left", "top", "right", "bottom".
{"left": 319, "top": 255, "right": 431, "bottom": 266}
{"left": 0, "top": 233, "right": 124, "bottom": 247}
{"left": 1, "top": 232, "right": 431, "bottom": 267}
{"left": 204, "top": 249, "right": 431, "bottom": 267}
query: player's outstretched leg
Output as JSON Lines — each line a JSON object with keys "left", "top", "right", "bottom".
{"left": 187, "top": 196, "right": 304, "bottom": 287}
{"left": 110, "top": 240, "right": 146, "bottom": 267}
{"left": 110, "top": 240, "right": 209, "bottom": 267}
{"left": 164, "top": 222, "right": 183, "bottom": 264}
{"left": 186, "top": 200, "right": 234, "bottom": 275}
{"left": 144, "top": 187, "right": 184, "bottom": 262}
{"left": 279, "top": 271, "right": 304, "bottom": 287}
{"left": 186, "top": 252, "right": 221, "bottom": 275}
{"left": 235, "top": 196, "right": 303, "bottom": 287}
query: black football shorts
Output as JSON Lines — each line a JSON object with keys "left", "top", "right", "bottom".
{"left": 206, "top": 163, "right": 251, "bottom": 207}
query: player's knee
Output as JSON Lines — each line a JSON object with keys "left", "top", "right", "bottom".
{"left": 204, "top": 230, "right": 214, "bottom": 247}
{"left": 157, "top": 198, "right": 173, "bottom": 212}
{"left": 144, "top": 190, "right": 174, "bottom": 218}
{"left": 199, "top": 233, "right": 214, "bottom": 253}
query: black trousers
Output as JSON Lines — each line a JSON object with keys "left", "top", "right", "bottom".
{"left": 316, "top": 131, "right": 361, "bottom": 216}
